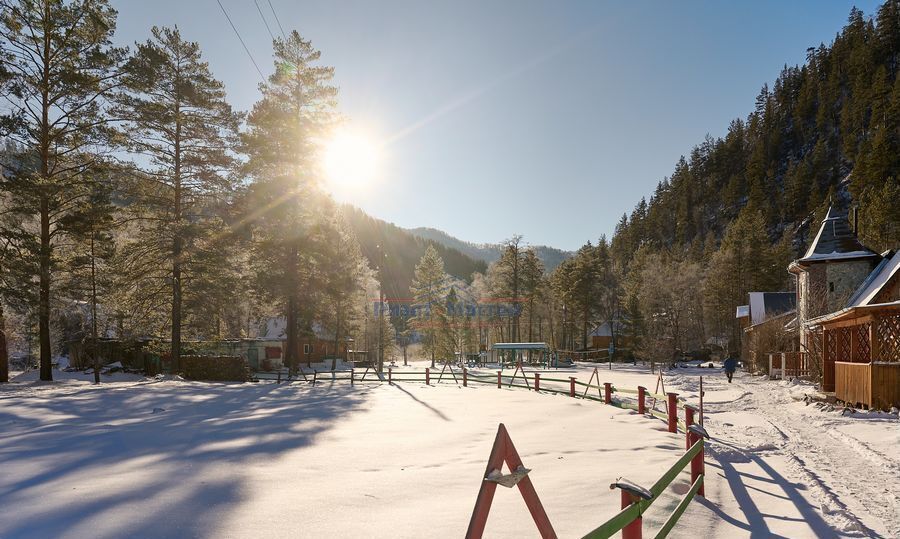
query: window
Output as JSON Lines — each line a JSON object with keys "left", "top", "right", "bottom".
{"left": 303, "top": 344, "right": 311, "bottom": 355}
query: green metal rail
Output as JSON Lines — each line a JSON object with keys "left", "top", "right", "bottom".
{"left": 581, "top": 439, "right": 704, "bottom": 539}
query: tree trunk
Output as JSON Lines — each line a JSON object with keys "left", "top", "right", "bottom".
{"left": 39, "top": 194, "right": 52, "bottom": 381}
{"left": 377, "top": 287, "right": 384, "bottom": 372}
{"left": 91, "top": 230, "right": 100, "bottom": 384}
{"left": 171, "top": 101, "right": 183, "bottom": 372}
{"left": 0, "top": 303, "right": 8, "bottom": 383}
{"left": 38, "top": 11, "right": 52, "bottom": 381}
{"left": 285, "top": 241, "right": 299, "bottom": 373}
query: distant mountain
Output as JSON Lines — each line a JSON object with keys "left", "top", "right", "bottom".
{"left": 406, "top": 227, "right": 571, "bottom": 271}
{"left": 341, "top": 206, "right": 487, "bottom": 298}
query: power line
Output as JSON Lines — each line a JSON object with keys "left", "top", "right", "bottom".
{"left": 216, "top": 0, "right": 266, "bottom": 83}
{"left": 254, "top": 0, "right": 275, "bottom": 41}
{"left": 267, "top": 0, "right": 288, "bottom": 39}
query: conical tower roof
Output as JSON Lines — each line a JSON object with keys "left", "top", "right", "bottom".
{"left": 798, "top": 207, "right": 879, "bottom": 264}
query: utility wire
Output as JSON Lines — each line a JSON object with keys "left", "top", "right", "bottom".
{"left": 254, "top": 0, "right": 275, "bottom": 41}
{"left": 216, "top": 0, "right": 266, "bottom": 82}
{"left": 267, "top": 0, "right": 288, "bottom": 39}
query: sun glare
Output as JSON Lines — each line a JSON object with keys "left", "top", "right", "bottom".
{"left": 322, "top": 128, "right": 381, "bottom": 195}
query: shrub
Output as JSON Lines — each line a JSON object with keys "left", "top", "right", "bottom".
{"left": 181, "top": 355, "right": 249, "bottom": 382}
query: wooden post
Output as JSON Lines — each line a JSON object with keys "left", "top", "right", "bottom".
{"left": 497, "top": 370, "right": 502, "bottom": 389}
{"left": 569, "top": 377, "right": 576, "bottom": 397}
{"left": 312, "top": 370, "right": 317, "bottom": 386}
{"left": 277, "top": 370, "right": 281, "bottom": 384}
{"left": 350, "top": 368, "right": 354, "bottom": 386}
{"left": 684, "top": 405, "right": 695, "bottom": 450}
{"left": 463, "top": 368, "right": 468, "bottom": 387}
{"left": 688, "top": 431, "right": 706, "bottom": 497}
{"left": 638, "top": 386, "right": 646, "bottom": 414}
{"left": 388, "top": 367, "right": 392, "bottom": 385}
{"left": 426, "top": 367, "right": 430, "bottom": 385}
{"left": 621, "top": 490, "right": 643, "bottom": 539}
{"left": 604, "top": 382, "right": 612, "bottom": 404}
{"left": 534, "top": 372, "right": 541, "bottom": 392}
{"left": 667, "top": 393, "right": 678, "bottom": 433}
{"left": 699, "top": 377, "right": 704, "bottom": 426}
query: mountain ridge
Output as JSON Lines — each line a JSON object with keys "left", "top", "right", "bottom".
{"left": 405, "top": 226, "right": 571, "bottom": 271}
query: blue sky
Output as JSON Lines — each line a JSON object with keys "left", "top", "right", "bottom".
{"left": 111, "top": 0, "right": 882, "bottom": 251}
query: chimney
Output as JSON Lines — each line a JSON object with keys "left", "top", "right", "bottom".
{"left": 852, "top": 206, "right": 859, "bottom": 236}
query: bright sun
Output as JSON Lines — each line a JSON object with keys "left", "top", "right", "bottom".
{"left": 322, "top": 128, "right": 381, "bottom": 194}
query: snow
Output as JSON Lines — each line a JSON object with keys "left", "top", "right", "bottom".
{"left": 847, "top": 250, "right": 900, "bottom": 307}
{"left": 1, "top": 362, "right": 898, "bottom": 538}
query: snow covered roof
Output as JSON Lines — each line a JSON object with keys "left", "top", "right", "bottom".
{"left": 845, "top": 250, "right": 900, "bottom": 308}
{"left": 798, "top": 207, "right": 879, "bottom": 264}
{"left": 491, "top": 342, "right": 549, "bottom": 350}
{"left": 744, "top": 309, "right": 796, "bottom": 332}
{"left": 805, "top": 300, "right": 900, "bottom": 327}
{"left": 259, "top": 317, "right": 334, "bottom": 340}
{"left": 590, "top": 320, "right": 626, "bottom": 337}
{"left": 748, "top": 292, "right": 796, "bottom": 325}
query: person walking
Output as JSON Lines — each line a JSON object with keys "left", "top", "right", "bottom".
{"left": 724, "top": 355, "right": 737, "bottom": 383}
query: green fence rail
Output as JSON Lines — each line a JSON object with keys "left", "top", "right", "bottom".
{"left": 581, "top": 439, "right": 704, "bottom": 539}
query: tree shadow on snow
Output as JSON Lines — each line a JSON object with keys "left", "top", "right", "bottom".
{"left": 0, "top": 381, "right": 370, "bottom": 538}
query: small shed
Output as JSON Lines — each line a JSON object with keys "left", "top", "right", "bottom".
{"left": 811, "top": 301, "right": 900, "bottom": 409}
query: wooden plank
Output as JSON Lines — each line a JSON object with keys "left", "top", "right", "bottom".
{"left": 835, "top": 362, "right": 871, "bottom": 408}
{"left": 872, "top": 363, "right": 900, "bottom": 410}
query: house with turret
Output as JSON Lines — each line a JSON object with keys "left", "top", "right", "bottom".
{"left": 786, "top": 208, "right": 900, "bottom": 409}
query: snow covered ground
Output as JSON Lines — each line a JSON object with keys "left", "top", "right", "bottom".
{"left": 1, "top": 362, "right": 897, "bottom": 538}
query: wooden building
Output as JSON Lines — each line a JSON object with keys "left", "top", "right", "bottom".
{"left": 811, "top": 301, "right": 900, "bottom": 409}
{"left": 589, "top": 319, "right": 630, "bottom": 352}
{"left": 789, "top": 207, "right": 882, "bottom": 353}
{"left": 805, "top": 249, "right": 900, "bottom": 409}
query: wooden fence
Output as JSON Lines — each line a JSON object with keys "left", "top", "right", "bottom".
{"left": 257, "top": 363, "right": 706, "bottom": 538}
{"left": 767, "top": 352, "right": 810, "bottom": 379}
{"left": 836, "top": 361, "right": 900, "bottom": 409}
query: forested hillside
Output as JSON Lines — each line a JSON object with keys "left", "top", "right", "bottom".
{"left": 599, "top": 3, "right": 900, "bottom": 355}
{"left": 342, "top": 207, "right": 486, "bottom": 298}
{"left": 407, "top": 226, "right": 571, "bottom": 271}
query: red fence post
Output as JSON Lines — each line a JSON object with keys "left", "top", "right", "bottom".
{"left": 621, "top": 490, "right": 643, "bottom": 539}
{"left": 388, "top": 367, "right": 392, "bottom": 385}
{"left": 426, "top": 368, "right": 430, "bottom": 385}
{"left": 534, "top": 373, "right": 541, "bottom": 392}
{"left": 688, "top": 429, "right": 706, "bottom": 497}
{"left": 638, "top": 386, "right": 646, "bottom": 414}
{"left": 497, "top": 371, "right": 502, "bottom": 389}
{"left": 569, "top": 377, "right": 576, "bottom": 397}
{"left": 684, "top": 405, "right": 695, "bottom": 450}
{"left": 463, "top": 368, "right": 468, "bottom": 387}
{"left": 667, "top": 392, "right": 678, "bottom": 433}
{"left": 604, "top": 382, "right": 612, "bottom": 404}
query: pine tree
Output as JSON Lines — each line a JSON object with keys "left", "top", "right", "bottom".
{"left": 59, "top": 175, "right": 116, "bottom": 383}
{"left": 410, "top": 245, "right": 449, "bottom": 367}
{"left": 0, "top": 0, "right": 125, "bottom": 380}
{"left": 115, "top": 26, "right": 239, "bottom": 370}
{"left": 242, "top": 31, "right": 337, "bottom": 373}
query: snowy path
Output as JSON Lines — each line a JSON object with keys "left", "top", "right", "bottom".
{"left": 669, "top": 369, "right": 900, "bottom": 538}
{"left": 2, "top": 365, "right": 898, "bottom": 538}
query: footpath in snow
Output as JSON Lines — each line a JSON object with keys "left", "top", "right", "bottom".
{"left": 1, "top": 363, "right": 898, "bottom": 538}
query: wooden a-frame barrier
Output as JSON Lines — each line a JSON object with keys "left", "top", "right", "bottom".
{"left": 466, "top": 423, "right": 556, "bottom": 539}
{"left": 507, "top": 361, "right": 533, "bottom": 389}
